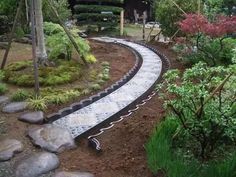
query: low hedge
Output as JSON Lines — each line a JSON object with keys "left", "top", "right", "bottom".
{"left": 75, "top": 13, "right": 118, "bottom": 22}
{"left": 74, "top": 5, "right": 123, "bottom": 14}
{"left": 77, "top": 21, "right": 118, "bottom": 27}
{"left": 76, "top": 0, "right": 124, "bottom": 4}
{"left": 0, "top": 15, "right": 10, "bottom": 35}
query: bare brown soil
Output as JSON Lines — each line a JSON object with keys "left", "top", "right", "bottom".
{"left": 0, "top": 40, "right": 185, "bottom": 177}
{"left": 57, "top": 42, "right": 186, "bottom": 177}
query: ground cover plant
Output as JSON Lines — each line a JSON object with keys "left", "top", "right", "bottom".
{"left": 2, "top": 59, "right": 110, "bottom": 111}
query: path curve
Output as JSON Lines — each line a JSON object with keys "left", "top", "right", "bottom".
{"left": 53, "top": 37, "right": 163, "bottom": 139}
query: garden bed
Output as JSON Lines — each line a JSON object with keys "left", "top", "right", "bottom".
{"left": 0, "top": 41, "right": 184, "bottom": 177}
{"left": 54, "top": 42, "right": 184, "bottom": 177}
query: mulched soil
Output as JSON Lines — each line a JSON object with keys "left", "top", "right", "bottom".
{"left": 0, "top": 40, "right": 186, "bottom": 177}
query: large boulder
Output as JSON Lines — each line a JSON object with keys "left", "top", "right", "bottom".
{"left": 53, "top": 171, "right": 95, "bottom": 177}
{"left": 2, "top": 102, "right": 27, "bottom": 113}
{"left": 15, "top": 152, "right": 59, "bottom": 177}
{"left": 18, "top": 111, "right": 44, "bottom": 124}
{"left": 28, "top": 124, "right": 76, "bottom": 153}
{"left": 0, "top": 139, "right": 23, "bottom": 161}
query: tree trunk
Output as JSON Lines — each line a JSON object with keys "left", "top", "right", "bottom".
{"left": 34, "top": 0, "right": 47, "bottom": 63}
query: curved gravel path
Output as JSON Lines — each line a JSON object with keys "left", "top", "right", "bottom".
{"left": 53, "top": 37, "right": 163, "bottom": 139}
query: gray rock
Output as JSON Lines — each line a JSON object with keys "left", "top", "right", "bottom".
{"left": 2, "top": 102, "right": 27, "bottom": 113}
{"left": 0, "top": 96, "right": 9, "bottom": 104}
{"left": 0, "top": 139, "right": 23, "bottom": 161}
{"left": 18, "top": 111, "right": 44, "bottom": 124}
{"left": 0, "top": 42, "right": 8, "bottom": 49}
{"left": 53, "top": 171, "right": 95, "bottom": 177}
{"left": 15, "top": 152, "right": 59, "bottom": 177}
{"left": 28, "top": 124, "right": 76, "bottom": 153}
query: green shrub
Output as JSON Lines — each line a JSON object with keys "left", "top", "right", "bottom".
{"left": 156, "top": 62, "right": 236, "bottom": 160}
{"left": 42, "top": 0, "right": 71, "bottom": 23}
{"left": 81, "top": 88, "right": 91, "bottom": 95}
{"left": 0, "top": 84, "right": 7, "bottom": 95}
{"left": 44, "top": 22, "right": 95, "bottom": 62}
{"left": 46, "top": 95, "right": 68, "bottom": 105}
{"left": 74, "top": 5, "right": 122, "bottom": 14}
{"left": 27, "top": 96, "right": 47, "bottom": 111}
{"left": 11, "top": 89, "right": 30, "bottom": 101}
{"left": 77, "top": 0, "right": 124, "bottom": 4}
{"left": 181, "top": 37, "right": 236, "bottom": 66}
{"left": 75, "top": 0, "right": 123, "bottom": 30}
{"left": 90, "top": 83, "right": 101, "bottom": 91}
{"left": 146, "top": 117, "right": 236, "bottom": 177}
{"left": 155, "top": 0, "right": 198, "bottom": 36}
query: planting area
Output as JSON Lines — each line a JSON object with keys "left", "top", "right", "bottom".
{"left": 0, "top": 0, "right": 235, "bottom": 177}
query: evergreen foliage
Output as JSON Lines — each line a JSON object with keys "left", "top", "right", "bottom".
{"left": 74, "top": 0, "right": 123, "bottom": 29}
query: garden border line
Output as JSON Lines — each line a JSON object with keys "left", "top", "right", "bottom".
{"left": 47, "top": 37, "right": 170, "bottom": 141}
{"left": 87, "top": 40, "right": 170, "bottom": 150}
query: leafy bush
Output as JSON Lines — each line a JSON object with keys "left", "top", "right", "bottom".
{"left": 27, "top": 96, "right": 47, "bottom": 111}
{"left": 0, "top": 15, "right": 10, "bottom": 35}
{"left": 146, "top": 117, "right": 236, "bottom": 177}
{"left": 178, "top": 14, "right": 236, "bottom": 66}
{"left": 157, "top": 62, "right": 236, "bottom": 160}
{"left": 89, "top": 83, "right": 101, "bottom": 91}
{"left": 42, "top": 0, "right": 71, "bottom": 23}
{"left": 0, "top": 84, "right": 7, "bottom": 95}
{"left": 154, "top": 0, "right": 198, "bottom": 36}
{"left": 11, "top": 89, "right": 31, "bottom": 101}
{"left": 77, "top": 0, "right": 124, "bottom": 3}
{"left": 74, "top": 5, "right": 122, "bottom": 14}
{"left": 0, "top": 71, "right": 7, "bottom": 95}
{"left": 75, "top": 0, "right": 123, "bottom": 30}
{"left": 44, "top": 22, "right": 96, "bottom": 62}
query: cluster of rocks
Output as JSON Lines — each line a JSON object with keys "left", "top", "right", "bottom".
{"left": 0, "top": 96, "right": 94, "bottom": 177}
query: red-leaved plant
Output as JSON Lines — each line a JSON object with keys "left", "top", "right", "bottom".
{"left": 177, "top": 14, "right": 236, "bottom": 66}
{"left": 179, "top": 14, "right": 236, "bottom": 38}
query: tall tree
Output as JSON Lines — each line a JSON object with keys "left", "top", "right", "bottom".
{"left": 34, "top": 0, "right": 48, "bottom": 63}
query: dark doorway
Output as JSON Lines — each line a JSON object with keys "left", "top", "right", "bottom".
{"left": 124, "top": 0, "right": 151, "bottom": 22}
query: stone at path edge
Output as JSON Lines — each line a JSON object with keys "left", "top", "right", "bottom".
{"left": 53, "top": 171, "right": 95, "bottom": 177}
{"left": 2, "top": 102, "right": 27, "bottom": 113}
{"left": 28, "top": 124, "right": 76, "bottom": 153}
{"left": 0, "top": 139, "right": 23, "bottom": 161}
{"left": 15, "top": 152, "right": 59, "bottom": 177}
{"left": 18, "top": 111, "right": 44, "bottom": 124}
{"left": 0, "top": 96, "right": 9, "bottom": 105}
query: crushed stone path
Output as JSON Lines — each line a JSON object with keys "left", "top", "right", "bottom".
{"left": 53, "top": 37, "right": 163, "bottom": 138}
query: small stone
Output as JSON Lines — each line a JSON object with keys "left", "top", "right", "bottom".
{"left": 0, "top": 42, "right": 8, "bottom": 49}
{"left": 15, "top": 152, "right": 59, "bottom": 177}
{"left": 2, "top": 102, "right": 27, "bottom": 113}
{"left": 28, "top": 124, "right": 76, "bottom": 153}
{"left": 53, "top": 171, "right": 95, "bottom": 177}
{"left": 0, "top": 139, "right": 23, "bottom": 161}
{"left": 18, "top": 111, "right": 44, "bottom": 124}
{"left": 0, "top": 96, "right": 9, "bottom": 104}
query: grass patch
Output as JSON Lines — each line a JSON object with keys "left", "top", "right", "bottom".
{"left": 145, "top": 117, "right": 236, "bottom": 177}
